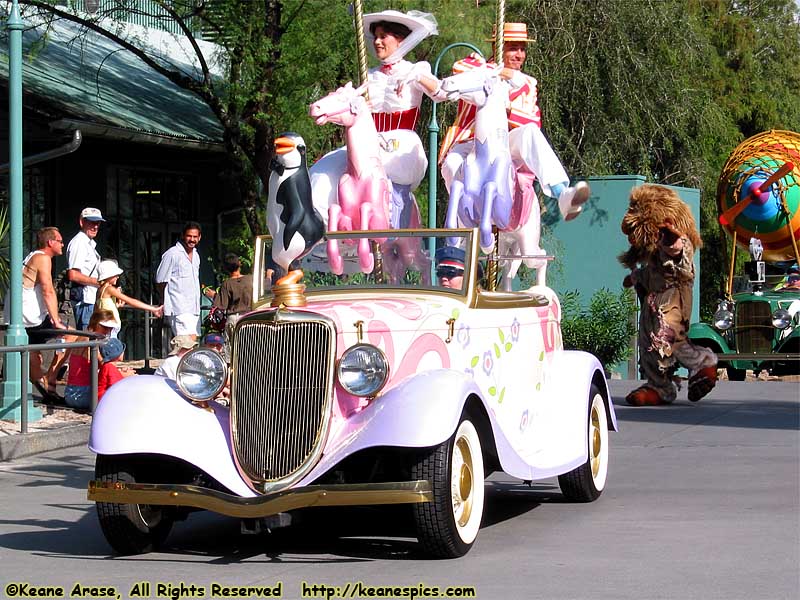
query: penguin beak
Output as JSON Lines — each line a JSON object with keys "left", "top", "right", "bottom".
{"left": 274, "top": 137, "right": 296, "bottom": 155}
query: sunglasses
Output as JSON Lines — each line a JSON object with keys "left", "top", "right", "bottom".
{"left": 436, "top": 266, "right": 464, "bottom": 279}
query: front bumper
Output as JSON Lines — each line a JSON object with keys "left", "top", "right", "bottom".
{"left": 88, "top": 479, "right": 432, "bottom": 519}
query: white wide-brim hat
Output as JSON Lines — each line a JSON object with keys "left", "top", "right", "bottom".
{"left": 97, "top": 259, "right": 124, "bottom": 282}
{"left": 363, "top": 10, "right": 438, "bottom": 62}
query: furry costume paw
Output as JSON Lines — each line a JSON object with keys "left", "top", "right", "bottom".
{"left": 625, "top": 386, "right": 666, "bottom": 406}
{"left": 688, "top": 366, "right": 717, "bottom": 402}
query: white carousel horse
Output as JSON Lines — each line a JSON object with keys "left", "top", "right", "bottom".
{"left": 440, "top": 64, "right": 547, "bottom": 286}
{"left": 309, "top": 82, "right": 430, "bottom": 282}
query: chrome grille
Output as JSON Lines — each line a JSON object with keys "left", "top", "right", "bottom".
{"left": 735, "top": 301, "right": 772, "bottom": 354}
{"left": 231, "top": 314, "right": 335, "bottom": 491}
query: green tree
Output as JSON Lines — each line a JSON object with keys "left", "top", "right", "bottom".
{"left": 20, "top": 0, "right": 350, "bottom": 238}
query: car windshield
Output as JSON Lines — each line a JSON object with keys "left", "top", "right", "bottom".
{"left": 254, "top": 229, "right": 479, "bottom": 303}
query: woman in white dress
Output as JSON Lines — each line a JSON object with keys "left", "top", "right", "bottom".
{"left": 309, "top": 9, "right": 445, "bottom": 229}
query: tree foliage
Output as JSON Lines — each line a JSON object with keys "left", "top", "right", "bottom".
{"left": 14, "top": 0, "right": 800, "bottom": 316}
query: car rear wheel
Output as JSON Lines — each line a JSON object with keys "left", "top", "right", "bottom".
{"left": 726, "top": 366, "right": 747, "bottom": 381}
{"left": 95, "top": 455, "right": 173, "bottom": 555}
{"left": 558, "top": 385, "right": 608, "bottom": 502}
{"left": 412, "top": 418, "right": 485, "bottom": 558}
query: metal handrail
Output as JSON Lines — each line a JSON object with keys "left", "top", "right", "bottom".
{"left": 0, "top": 330, "right": 108, "bottom": 433}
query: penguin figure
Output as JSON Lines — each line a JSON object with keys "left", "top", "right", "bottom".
{"left": 266, "top": 132, "right": 325, "bottom": 276}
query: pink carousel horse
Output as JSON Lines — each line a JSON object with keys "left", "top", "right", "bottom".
{"left": 309, "top": 82, "right": 430, "bottom": 282}
{"left": 309, "top": 82, "right": 390, "bottom": 274}
{"left": 440, "top": 64, "right": 548, "bottom": 285}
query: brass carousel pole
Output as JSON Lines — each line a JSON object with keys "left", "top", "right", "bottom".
{"left": 352, "top": 0, "right": 384, "bottom": 283}
{"left": 352, "top": 0, "right": 369, "bottom": 86}
{"left": 485, "top": 0, "right": 505, "bottom": 292}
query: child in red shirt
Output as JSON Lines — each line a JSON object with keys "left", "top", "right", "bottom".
{"left": 98, "top": 338, "right": 133, "bottom": 401}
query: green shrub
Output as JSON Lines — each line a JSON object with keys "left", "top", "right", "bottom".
{"left": 560, "top": 288, "right": 638, "bottom": 374}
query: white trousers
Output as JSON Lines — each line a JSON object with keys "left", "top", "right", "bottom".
{"left": 441, "top": 124, "right": 569, "bottom": 198}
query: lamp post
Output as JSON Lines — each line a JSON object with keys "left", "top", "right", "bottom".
{"left": 425, "top": 42, "right": 482, "bottom": 268}
{"left": 1, "top": 0, "right": 39, "bottom": 422}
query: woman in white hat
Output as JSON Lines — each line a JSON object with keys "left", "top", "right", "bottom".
{"left": 310, "top": 9, "right": 445, "bottom": 229}
{"left": 95, "top": 259, "right": 163, "bottom": 339}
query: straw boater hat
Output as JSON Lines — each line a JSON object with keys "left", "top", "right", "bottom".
{"left": 486, "top": 22, "right": 535, "bottom": 43}
{"left": 363, "top": 10, "right": 438, "bottom": 62}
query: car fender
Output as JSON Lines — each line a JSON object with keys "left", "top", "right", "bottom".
{"left": 523, "top": 351, "right": 616, "bottom": 479}
{"left": 89, "top": 375, "right": 255, "bottom": 498}
{"left": 688, "top": 322, "right": 730, "bottom": 353}
{"left": 299, "top": 370, "right": 481, "bottom": 485}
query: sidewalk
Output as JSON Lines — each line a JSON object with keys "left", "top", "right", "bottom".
{"left": 0, "top": 359, "right": 161, "bottom": 461}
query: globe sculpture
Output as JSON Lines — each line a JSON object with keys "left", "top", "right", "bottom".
{"left": 717, "top": 129, "right": 800, "bottom": 263}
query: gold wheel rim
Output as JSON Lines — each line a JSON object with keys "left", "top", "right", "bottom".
{"left": 590, "top": 405, "right": 602, "bottom": 478}
{"left": 453, "top": 436, "right": 474, "bottom": 527}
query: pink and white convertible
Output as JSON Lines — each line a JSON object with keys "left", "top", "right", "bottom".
{"left": 87, "top": 228, "right": 616, "bottom": 558}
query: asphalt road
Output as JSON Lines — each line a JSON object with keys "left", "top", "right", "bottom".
{"left": 0, "top": 380, "right": 798, "bottom": 600}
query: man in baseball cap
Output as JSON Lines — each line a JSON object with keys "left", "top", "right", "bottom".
{"left": 67, "top": 207, "right": 106, "bottom": 330}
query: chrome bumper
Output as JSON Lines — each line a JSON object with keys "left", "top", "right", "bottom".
{"left": 715, "top": 352, "right": 800, "bottom": 362}
{"left": 88, "top": 479, "right": 433, "bottom": 518}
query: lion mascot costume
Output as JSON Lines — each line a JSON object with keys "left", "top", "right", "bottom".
{"left": 620, "top": 184, "right": 717, "bottom": 406}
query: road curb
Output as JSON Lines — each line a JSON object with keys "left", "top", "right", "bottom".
{"left": 0, "top": 424, "right": 90, "bottom": 462}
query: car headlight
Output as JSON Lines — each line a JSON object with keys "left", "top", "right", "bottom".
{"left": 713, "top": 307, "right": 734, "bottom": 330}
{"left": 771, "top": 308, "right": 792, "bottom": 330}
{"left": 176, "top": 348, "right": 228, "bottom": 401}
{"left": 337, "top": 343, "right": 389, "bottom": 397}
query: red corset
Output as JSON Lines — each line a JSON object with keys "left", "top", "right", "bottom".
{"left": 373, "top": 107, "right": 419, "bottom": 132}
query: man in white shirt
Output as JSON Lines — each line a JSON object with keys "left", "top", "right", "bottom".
{"left": 156, "top": 222, "right": 202, "bottom": 339}
{"left": 66, "top": 207, "right": 104, "bottom": 331}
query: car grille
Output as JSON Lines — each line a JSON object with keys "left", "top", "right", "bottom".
{"left": 735, "top": 301, "right": 773, "bottom": 354}
{"left": 231, "top": 312, "right": 335, "bottom": 492}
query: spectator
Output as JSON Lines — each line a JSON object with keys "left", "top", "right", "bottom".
{"left": 3, "top": 227, "right": 68, "bottom": 400}
{"left": 212, "top": 253, "right": 253, "bottom": 341}
{"left": 64, "top": 308, "right": 116, "bottom": 412}
{"left": 202, "top": 333, "right": 225, "bottom": 354}
{"left": 156, "top": 222, "right": 202, "bottom": 340}
{"left": 66, "top": 207, "right": 104, "bottom": 331}
{"left": 212, "top": 253, "right": 253, "bottom": 315}
{"left": 95, "top": 259, "right": 163, "bottom": 338}
{"left": 97, "top": 337, "right": 134, "bottom": 401}
{"left": 154, "top": 335, "right": 197, "bottom": 380}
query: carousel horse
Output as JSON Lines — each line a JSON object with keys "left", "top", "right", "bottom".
{"left": 440, "top": 64, "right": 515, "bottom": 253}
{"left": 497, "top": 169, "right": 548, "bottom": 289}
{"left": 441, "top": 63, "right": 547, "bottom": 285}
{"left": 309, "top": 81, "right": 430, "bottom": 281}
{"left": 309, "top": 82, "right": 390, "bottom": 274}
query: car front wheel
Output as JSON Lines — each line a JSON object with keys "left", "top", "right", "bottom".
{"left": 558, "top": 385, "right": 609, "bottom": 502}
{"left": 95, "top": 455, "right": 173, "bottom": 555}
{"left": 412, "top": 418, "right": 485, "bottom": 558}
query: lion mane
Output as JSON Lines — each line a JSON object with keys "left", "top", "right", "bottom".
{"left": 618, "top": 184, "right": 702, "bottom": 269}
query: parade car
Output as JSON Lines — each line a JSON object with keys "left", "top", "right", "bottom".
{"left": 87, "top": 229, "right": 616, "bottom": 558}
{"left": 689, "top": 261, "right": 800, "bottom": 380}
